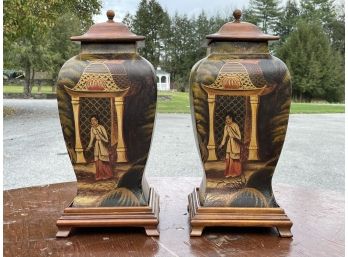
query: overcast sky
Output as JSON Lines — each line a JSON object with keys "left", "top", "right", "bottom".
{"left": 94, "top": 0, "right": 344, "bottom": 23}
{"left": 94, "top": 0, "right": 252, "bottom": 22}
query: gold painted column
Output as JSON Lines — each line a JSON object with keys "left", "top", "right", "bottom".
{"left": 71, "top": 96, "right": 86, "bottom": 164}
{"left": 207, "top": 93, "right": 217, "bottom": 161}
{"left": 115, "top": 97, "right": 128, "bottom": 163}
{"left": 248, "top": 95, "right": 260, "bottom": 160}
{"left": 110, "top": 98, "right": 117, "bottom": 146}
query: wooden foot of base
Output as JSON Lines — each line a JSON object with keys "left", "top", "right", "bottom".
{"left": 277, "top": 226, "right": 293, "bottom": 238}
{"left": 145, "top": 226, "right": 160, "bottom": 236}
{"left": 188, "top": 188, "right": 293, "bottom": 238}
{"left": 190, "top": 226, "right": 204, "bottom": 236}
{"left": 56, "top": 227, "right": 72, "bottom": 238}
{"left": 56, "top": 188, "right": 160, "bottom": 237}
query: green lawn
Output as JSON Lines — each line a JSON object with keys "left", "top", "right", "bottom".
{"left": 4, "top": 85, "right": 55, "bottom": 94}
{"left": 4, "top": 87, "right": 344, "bottom": 114}
{"left": 157, "top": 91, "right": 191, "bottom": 113}
{"left": 156, "top": 91, "right": 345, "bottom": 114}
{"left": 290, "top": 103, "right": 345, "bottom": 113}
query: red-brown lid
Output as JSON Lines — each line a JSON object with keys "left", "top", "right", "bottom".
{"left": 206, "top": 9, "right": 279, "bottom": 41}
{"left": 71, "top": 10, "right": 145, "bottom": 43}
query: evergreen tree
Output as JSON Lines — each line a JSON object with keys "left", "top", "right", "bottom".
{"left": 209, "top": 13, "right": 229, "bottom": 33}
{"left": 329, "top": 6, "right": 345, "bottom": 54}
{"left": 300, "top": 0, "right": 336, "bottom": 26}
{"left": 300, "top": 0, "right": 344, "bottom": 53}
{"left": 248, "top": 0, "right": 282, "bottom": 33}
{"left": 195, "top": 11, "right": 211, "bottom": 58}
{"left": 276, "top": 20, "right": 344, "bottom": 102}
{"left": 163, "top": 12, "right": 230, "bottom": 91}
{"left": 122, "top": 12, "right": 133, "bottom": 28}
{"left": 242, "top": 6, "right": 260, "bottom": 25}
{"left": 274, "top": 0, "right": 300, "bottom": 40}
{"left": 164, "top": 13, "right": 197, "bottom": 91}
{"left": 126, "top": 0, "right": 170, "bottom": 68}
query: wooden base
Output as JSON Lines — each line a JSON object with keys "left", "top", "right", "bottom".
{"left": 56, "top": 188, "right": 159, "bottom": 237}
{"left": 188, "top": 188, "right": 293, "bottom": 237}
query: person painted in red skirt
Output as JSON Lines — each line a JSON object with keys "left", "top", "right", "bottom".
{"left": 86, "top": 115, "right": 114, "bottom": 180}
{"left": 218, "top": 113, "right": 242, "bottom": 177}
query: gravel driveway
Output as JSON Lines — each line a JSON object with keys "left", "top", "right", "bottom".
{"left": 3, "top": 99, "right": 345, "bottom": 193}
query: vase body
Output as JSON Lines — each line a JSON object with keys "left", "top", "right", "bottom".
{"left": 190, "top": 41, "right": 291, "bottom": 207}
{"left": 56, "top": 42, "right": 157, "bottom": 207}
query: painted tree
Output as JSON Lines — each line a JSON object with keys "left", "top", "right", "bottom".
{"left": 276, "top": 20, "right": 344, "bottom": 102}
{"left": 4, "top": 0, "right": 101, "bottom": 96}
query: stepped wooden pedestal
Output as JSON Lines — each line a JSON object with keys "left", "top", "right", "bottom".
{"left": 188, "top": 188, "right": 293, "bottom": 237}
{"left": 4, "top": 179, "right": 344, "bottom": 256}
{"left": 56, "top": 188, "right": 160, "bottom": 237}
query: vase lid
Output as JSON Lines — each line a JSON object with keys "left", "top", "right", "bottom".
{"left": 70, "top": 10, "right": 145, "bottom": 43}
{"left": 206, "top": 9, "right": 279, "bottom": 42}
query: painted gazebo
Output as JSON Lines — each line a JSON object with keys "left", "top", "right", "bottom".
{"left": 64, "top": 60, "right": 131, "bottom": 164}
{"left": 202, "top": 60, "right": 274, "bottom": 162}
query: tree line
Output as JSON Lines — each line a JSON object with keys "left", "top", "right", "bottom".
{"left": 124, "top": 0, "right": 344, "bottom": 102}
{"left": 4, "top": 0, "right": 102, "bottom": 96}
{"left": 4, "top": 0, "right": 344, "bottom": 102}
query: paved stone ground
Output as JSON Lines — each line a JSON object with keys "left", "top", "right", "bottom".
{"left": 3, "top": 99, "right": 345, "bottom": 193}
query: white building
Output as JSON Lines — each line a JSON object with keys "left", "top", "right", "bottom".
{"left": 156, "top": 67, "right": 170, "bottom": 91}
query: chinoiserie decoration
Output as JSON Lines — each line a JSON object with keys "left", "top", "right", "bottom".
{"left": 188, "top": 9, "right": 293, "bottom": 237}
{"left": 55, "top": 10, "right": 159, "bottom": 237}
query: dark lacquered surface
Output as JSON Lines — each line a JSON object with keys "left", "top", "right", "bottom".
{"left": 4, "top": 178, "right": 344, "bottom": 257}
{"left": 190, "top": 41, "right": 292, "bottom": 207}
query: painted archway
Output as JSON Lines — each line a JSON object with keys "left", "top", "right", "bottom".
{"left": 64, "top": 61, "right": 131, "bottom": 164}
{"left": 202, "top": 61, "right": 274, "bottom": 161}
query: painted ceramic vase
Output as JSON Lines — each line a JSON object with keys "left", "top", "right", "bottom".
{"left": 56, "top": 10, "right": 157, "bottom": 208}
{"left": 190, "top": 10, "right": 291, "bottom": 208}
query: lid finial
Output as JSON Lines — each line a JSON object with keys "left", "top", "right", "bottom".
{"left": 233, "top": 9, "right": 242, "bottom": 23}
{"left": 106, "top": 10, "right": 115, "bottom": 22}
{"left": 206, "top": 8, "right": 279, "bottom": 41}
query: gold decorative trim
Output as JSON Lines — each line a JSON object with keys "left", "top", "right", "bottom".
{"left": 74, "top": 72, "right": 124, "bottom": 92}
{"left": 72, "top": 62, "right": 130, "bottom": 93}
{"left": 203, "top": 62, "right": 263, "bottom": 91}
{"left": 64, "top": 85, "right": 129, "bottom": 98}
